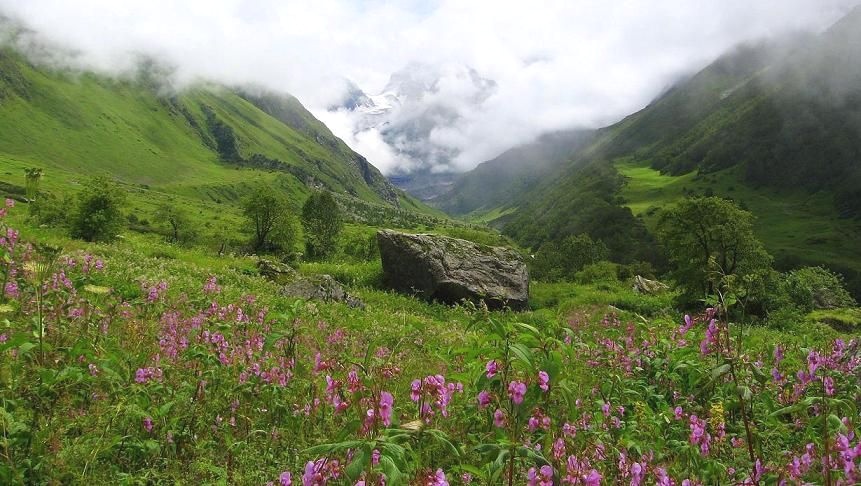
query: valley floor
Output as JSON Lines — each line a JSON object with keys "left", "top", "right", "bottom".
{"left": 0, "top": 201, "right": 859, "bottom": 484}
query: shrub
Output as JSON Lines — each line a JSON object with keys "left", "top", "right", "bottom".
{"left": 69, "top": 177, "right": 126, "bottom": 242}
{"left": 781, "top": 266, "right": 856, "bottom": 312}
{"left": 574, "top": 260, "right": 620, "bottom": 284}
{"left": 242, "top": 188, "right": 298, "bottom": 255}
{"left": 28, "top": 191, "right": 74, "bottom": 228}
{"left": 154, "top": 203, "right": 198, "bottom": 246}
{"left": 531, "top": 233, "right": 609, "bottom": 282}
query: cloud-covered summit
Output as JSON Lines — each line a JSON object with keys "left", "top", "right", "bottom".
{"left": 1, "top": 0, "right": 858, "bottom": 174}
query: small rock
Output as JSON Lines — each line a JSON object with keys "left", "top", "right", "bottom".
{"left": 632, "top": 275, "right": 669, "bottom": 294}
{"left": 257, "top": 258, "right": 297, "bottom": 285}
{"left": 281, "top": 274, "right": 365, "bottom": 309}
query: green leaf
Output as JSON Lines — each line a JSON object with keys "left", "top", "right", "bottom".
{"left": 510, "top": 343, "right": 534, "bottom": 371}
{"left": 711, "top": 363, "right": 731, "bottom": 379}
{"left": 512, "top": 322, "right": 540, "bottom": 337}
{"left": 345, "top": 445, "right": 371, "bottom": 481}
{"left": 380, "top": 455, "right": 403, "bottom": 484}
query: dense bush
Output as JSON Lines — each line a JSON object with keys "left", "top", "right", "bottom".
{"left": 69, "top": 177, "right": 127, "bottom": 242}
{"left": 154, "top": 203, "right": 198, "bottom": 246}
{"left": 781, "top": 266, "right": 857, "bottom": 312}
{"left": 657, "top": 197, "right": 772, "bottom": 305}
{"left": 28, "top": 191, "right": 75, "bottom": 228}
{"left": 574, "top": 260, "right": 620, "bottom": 285}
{"left": 532, "top": 234, "right": 609, "bottom": 282}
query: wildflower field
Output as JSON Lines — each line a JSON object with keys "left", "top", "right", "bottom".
{"left": 0, "top": 200, "right": 859, "bottom": 485}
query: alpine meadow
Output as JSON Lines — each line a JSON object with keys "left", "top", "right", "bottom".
{"left": 1, "top": 2, "right": 860, "bottom": 485}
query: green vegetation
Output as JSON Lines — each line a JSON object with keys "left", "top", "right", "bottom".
{"left": 1, "top": 12, "right": 861, "bottom": 483}
{"left": 69, "top": 177, "right": 127, "bottom": 242}
{"left": 302, "top": 191, "right": 344, "bottom": 260}
{"left": 441, "top": 14, "right": 861, "bottom": 301}
{"left": 657, "top": 197, "right": 771, "bottom": 304}
{"left": 1, "top": 200, "right": 858, "bottom": 484}
{"left": 531, "top": 234, "right": 609, "bottom": 282}
{"left": 242, "top": 188, "right": 298, "bottom": 254}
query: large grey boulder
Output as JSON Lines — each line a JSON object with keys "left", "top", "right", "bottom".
{"left": 377, "top": 230, "right": 529, "bottom": 310}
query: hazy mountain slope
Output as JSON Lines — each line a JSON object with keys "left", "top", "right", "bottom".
{"left": 0, "top": 46, "right": 405, "bottom": 208}
{"left": 438, "top": 129, "right": 595, "bottom": 216}
{"left": 460, "top": 8, "right": 861, "bottom": 292}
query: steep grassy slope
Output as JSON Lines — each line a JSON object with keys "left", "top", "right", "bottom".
{"left": 445, "top": 8, "right": 861, "bottom": 294}
{"left": 0, "top": 46, "right": 413, "bottom": 210}
{"left": 438, "top": 129, "right": 594, "bottom": 217}
{"left": 615, "top": 158, "right": 861, "bottom": 275}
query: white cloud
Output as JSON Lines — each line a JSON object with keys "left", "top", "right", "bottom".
{"left": 1, "top": 0, "right": 858, "bottom": 173}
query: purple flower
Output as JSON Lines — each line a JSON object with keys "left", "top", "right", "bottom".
{"left": 493, "top": 408, "right": 507, "bottom": 428}
{"left": 425, "top": 468, "right": 448, "bottom": 486}
{"left": 279, "top": 471, "right": 292, "bottom": 486}
{"left": 689, "top": 414, "right": 711, "bottom": 456}
{"left": 477, "top": 390, "right": 492, "bottom": 408}
{"left": 655, "top": 467, "right": 671, "bottom": 486}
{"left": 3, "top": 281, "right": 18, "bottom": 299}
{"left": 527, "top": 465, "right": 554, "bottom": 486}
{"left": 486, "top": 360, "right": 498, "bottom": 378}
{"left": 379, "top": 391, "right": 394, "bottom": 426}
{"left": 601, "top": 402, "right": 611, "bottom": 417}
{"left": 203, "top": 276, "right": 221, "bottom": 294}
{"left": 584, "top": 469, "right": 601, "bottom": 486}
{"left": 824, "top": 376, "right": 835, "bottom": 396}
{"left": 142, "top": 416, "right": 153, "bottom": 433}
{"left": 508, "top": 381, "right": 527, "bottom": 405}
{"left": 674, "top": 406, "right": 684, "bottom": 420}
{"left": 538, "top": 370, "right": 550, "bottom": 392}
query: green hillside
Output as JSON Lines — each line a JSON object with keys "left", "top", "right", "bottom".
{"left": 438, "top": 129, "right": 594, "bottom": 217}
{"left": 0, "top": 46, "right": 412, "bottom": 210}
{"left": 442, "top": 8, "right": 861, "bottom": 294}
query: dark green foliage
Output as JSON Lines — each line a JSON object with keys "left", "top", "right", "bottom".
{"left": 440, "top": 130, "right": 594, "bottom": 215}
{"left": 657, "top": 197, "right": 772, "bottom": 303}
{"left": 203, "top": 106, "right": 241, "bottom": 162}
{"left": 340, "top": 232, "right": 379, "bottom": 262}
{"left": 574, "top": 261, "right": 620, "bottom": 285}
{"left": 28, "top": 191, "right": 74, "bottom": 228}
{"left": 531, "top": 233, "right": 609, "bottom": 282}
{"left": 780, "top": 266, "right": 857, "bottom": 312}
{"left": 301, "top": 191, "right": 343, "bottom": 260}
{"left": 504, "top": 160, "right": 663, "bottom": 267}
{"left": 70, "top": 178, "right": 127, "bottom": 242}
{"left": 154, "top": 203, "right": 197, "bottom": 245}
{"left": 242, "top": 188, "right": 297, "bottom": 254}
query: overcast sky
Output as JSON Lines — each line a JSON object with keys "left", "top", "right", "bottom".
{"left": 1, "top": 0, "right": 859, "bottom": 173}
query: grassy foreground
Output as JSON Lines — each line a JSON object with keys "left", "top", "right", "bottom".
{"left": 0, "top": 201, "right": 859, "bottom": 485}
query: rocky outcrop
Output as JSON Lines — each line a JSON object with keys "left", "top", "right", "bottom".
{"left": 632, "top": 275, "right": 669, "bottom": 294}
{"left": 281, "top": 275, "right": 365, "bottom": 309}
{"left": 377, "top": 230, "right": 529, "bottom": 310}
{"left": 257, "top": 259, "right": 298, "bottom": 285}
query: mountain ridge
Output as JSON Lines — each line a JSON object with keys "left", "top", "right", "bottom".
{"left": 0, "top": 43, "right": 409, "bottom": 210}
